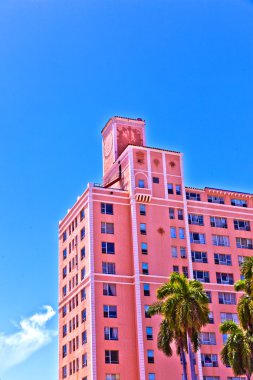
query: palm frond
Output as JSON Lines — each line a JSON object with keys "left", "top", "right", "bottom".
{"left": 147, "top": 301, "right": 163, "bottom": 316}
{"left": 234, "top": 279, "right": 246, "bottom": 292}
{"left": 157, "top": 319, "right": 174, "bottom": 357}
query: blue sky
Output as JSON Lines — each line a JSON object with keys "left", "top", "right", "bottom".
{"left": 0, "top": 0, "right": 252, "bottom": 379}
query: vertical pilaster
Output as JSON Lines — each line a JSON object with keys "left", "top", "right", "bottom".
{"left": 162, "top": 152, "right": 168, "bottom": 200}
{"left": 129, "top": 148, "right": 146, "bottom": 380}
{"left": 180, "top": 155, "right": 203, "bottom": 380}
{"left": 147, "top": 150, "right": 152, "bottom": 194}
{"left": 87, "top": 184, "right": 97, "bottom": 380}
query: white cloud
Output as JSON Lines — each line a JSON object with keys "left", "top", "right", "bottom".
{"left": 0, "top": 305, "right": 57, "bottom": 374}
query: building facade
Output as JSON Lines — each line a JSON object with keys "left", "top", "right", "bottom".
{"left": 59, "top": 116, "right": 253, "bottom": 380}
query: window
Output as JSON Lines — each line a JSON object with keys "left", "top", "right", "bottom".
{"left": 145, "top": 305, "right": 150, "bottom": 318}
{"left": 62, "top": 305, "right": 67, "bottom": 317}
{"left": 204, "top": 378, "right": 220, "bottom": 380}
{"left": 80, "top": 228, "right": 85, "bottom": 240}
{"left": 190, "top": 232, "right": 206, "bottom": 244}
{"left": 214, "top": 253, "right": 232, "bottom": 266}
{"left": 236, "top": 237, "right": 253, "bottom": 249}
{"left": 182, "top": 266, "right": 188, "bottom": 278}
{"left": 179, "top": 228, "right": 185, "bottom": 239}
{"left": 146, "top": 327, "right": 153, "bottom": 340}
{"left": 192, "top": 251, "right": 207, "bottom": 263}
{"left": 186, "top": 192, "right": 201, "bottom": 201}
{"left": 140, "top": 204, "right": 146, "bottom": 216}
{"left": 212, "top": 235, "right": 229, "bottom": 247}
{"left": 82, "top": 330, "right": 87, "bottom": 344}
{"left": 147, "top": 350, "right": 154, "bottom": 363}
{"left": 104, "top": 305, "right": 117, "bottom": 318}
{"left": 101, "top": 222, "right": 114, "bottom": 234}
{"left": 170, "top": 227, "right": 176, "bottom": 238}
{"left": 63, "top": 231, "right": 67, "bottom": 242}
{"left": 180, "top": 247, "right": 187, "bottom": 258}
{"left": 141, "top": 242, "right": 148, "bottom": 255}
{"left": 102, "top": 242, "right": 115, "bottom": 254}
{"left": 176, "top": 185, "right": 181, "bottom": 195}
{"left": 63, "top": 285, "right": 67, "bottom": 297}
{"left": 140, "top": 223, "right": 147, "bottom": 235}
{"left": 216, "top": 273, "right": 234, "bottom": 285}
{"left": 234, "top": 219, "right": 250, "bottom": 231}
{"left": 210, "top": 216, "right": 227, "bottom": 228}
{"left": 81, "top": 287, "right": 86, "bottom": 300}
{"left": 63, "top": 266, "right": 67, "bottom": 279}
{"left": 208, "top": 311, "right": 214, "bottom": 324}
{"left": 103, "top": 283, "right": 117, "bottom": 296}
{"left": 188, "top": 214, "right": 204, "bottom": 226}
{"left": 200, "top": 332, "right": 216, "bottom": 345}
{"left": 173, "top": 265, "right": 179, "bottom": 273}
{"left": 201, "top": 354, "right": 218, "bottom": 367}
{"left": 63, "top": 249, "right": 67, "bottom": 260}
{"left": 193, "top": 270, "right": 210, "bottom": 283}
{"left": 138, "top": 179, "right": 145, "bottom": 188}
{"left": 105, "top": 350, "right": 119, "bottom": 364}
{"left": 208, "top": 195, "right": 224, "bottom": 204}
{"left": 153, "top": 177, "right": 159, "bottom": 184}
{"left": 144, "top": 283, "right": 150, "bottom": 296}
{"left": 231, "top": 199, "right": 247, "bottom": 207}
{"left": 62, "top": 344, "right": 67, "bottom": 358}
{"left": 169, "top": 208, "right": 175, "bottom": 219}
{"left": 205, "top": 291, "right": 212, "bottom": 303}
{"left": 221, "top": 312, "right": 238, "bottom": 323}
{"left": 167, "top": 183, "right": 174, "bottom": 194}
{"left": 101, "top": 203, "right": 113, "bottom": 215}
{"left": 178, "top": 209, "right": 184, "bottom": 220}
{"left": 238, "top": 256, "right": 246, "bottom": 266}
{"left": 82, "top": 353, "right": 87, "bottom": 367}
{"left": 218, "top": 292, "right": 236, "bottom": 304}
{"left": 102, "top": 262, "right": 116, "bottom": 275}
{"left": 142, "top": 263, "right": 149, "bottom": 275}
{"left": 81, "top": 267, "right": 86, "bottom": 280}
{"left": 62, "top": 366, "right": 67, "bottom": 379}
{"left": 228, "top": 377, "right": 246, "bottom": 380}
{"left": 81, "top": 309, "right": 86, "bottom": 322}
{"left": 171, "top": 246, "right": 178, "bottom": 258}
{"left": 81, "top": 247, "right": 85, "bottom": 260}
{"left": 63, "top": 324, "right": 67, "bottom": 337}
{"left": 106, "top": 375, "right": 120, "bottom": 380}
{"left": 104, "top": 327, "right": 118, "bottom": 340}
{"left": 80, "top": 208, "right": 85, "bottom": 221}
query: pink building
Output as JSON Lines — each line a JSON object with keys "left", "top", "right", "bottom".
{"left": 59, "top": 116, "right": 252, "bottom": 380}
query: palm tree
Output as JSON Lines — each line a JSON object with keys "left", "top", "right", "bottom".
{"left": 157, "top": 318, "right": 188, "bottom": 379}
{"left": 219, "top": 257, "right": 253, "bottom": 379}
{"left": 234, "top": 257, "right": 253, "bottom": 333}
{"left": 148, "top": 272, "right": 209, "bottom": 380}
{"left": 220, "top": 321, "right": 253, "bottom": 380}
{"left": 238, "top": 256, "right": 253, "bottom": 282}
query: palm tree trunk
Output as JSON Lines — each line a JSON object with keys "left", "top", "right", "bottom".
{"left": 180, "top": 347, "right": 188, "bottom": 380}
{"left": 187, "top": 334, "right": 196, "bottom": 380}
